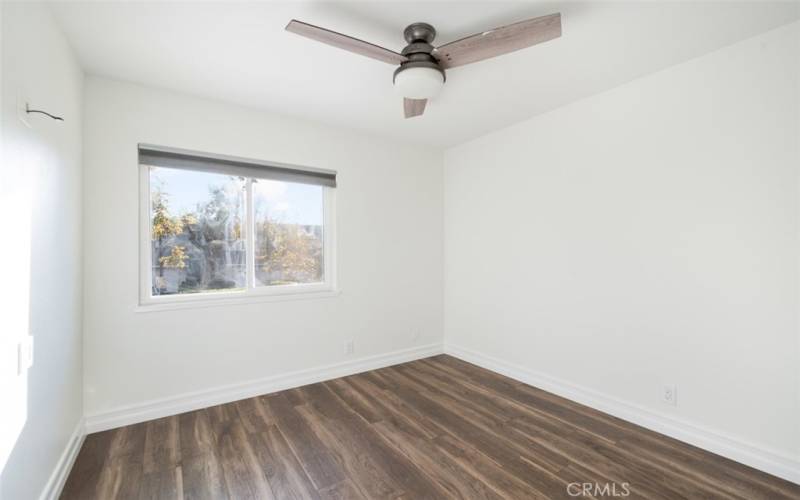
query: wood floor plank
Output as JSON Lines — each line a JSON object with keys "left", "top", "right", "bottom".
{"left": 433, "top": 433, "right": 551, "bottom": 500}
{"left": 138, "top": 467, "right": 183, "bottom": 500}
{"left": 208, "top": 410, "right": 275, "bottom": 500}
{"left": 317, "top": 480, "right": 367, "bottom": 500}
{"left": 393, "top": 364, "right": 510, "bottom": 428}
{"left": 417, "top": 358, "right": 566, "bottom": 424}
{"left": 91, "top": 422, "right": 148, "bottom": 499}
{"left": 178, "top": 410, "right": 213, "bottom": 457}
{"left": 512, "top": 410, "right": 729, "bottom": 498}
{"left": 358, "top": 369, "right": 393, "bottom": 390}
{"left": 282, "top": 386, "right": 311, "bottom": 407}
{"left": 373, "top": 420, "right": 503, "bottom": 500}
{"left": 428, "top": 355, "right": 660, "bottom": 445}
{"left": 386, "top": 365, "right": 569, "bottom": 476}
{"left": 332, "top": 374, "right": 446, "bottom": 440}
{"left": 263, "top": 392, "right": 345, "bottom": 490}
{"left": 386, "top": 366, "right": 506, "bottom": 433}
{"left": 108, "top": 421, "right": 148, "bottom": 460}
{"left": 298, "top": 383, "right": 450, "bottom": 499}
{"left": 143, "top": 416, "right": 180, "bottom": 474}
{"left": 352, "top": 377, "right": 446, "bottom": 440}
{"left": 178, "top": 410, "right": 228, "bottom": 500}
{"left": 235, "top": 396, "right": 274, "bottom": 434}
{"left": 381, "top": 373, "right": 568, "bottom": 497}
{"left": 426, "top": 356, "right": 632, "bottom": 443}
{"left": 62, "top": 356, "right": 800, "bottom": 500}
{"left": 429, "top": 355, "right": 522, "bottom": 392}
{"left": 250, "top": 425, "right": 321, "bottom": 500}
{"left": 294, "top": 404, "right": 403, "bottom": 499}
{"left": 180, "top": 453, "right": 228, "bottom": 500}
{"left": 93, "top": 458, "right": 143, "bottom": 500}
{"left": 510, "top": 417, "right": 693, "bottom": 500}
{"left": 618, "top": 435, "right": 800, "bottom": 500}
{"left": 205, "top": 403, "right": 238, "bottom": 428}
{"left": 324, "top": 377, "right": 385, "bottom": 423}
{"left": 60, "top": 429, "right": 116, "bottom": 499}
{"left": 515, "top": 412, "right": 745, "bottom": 500}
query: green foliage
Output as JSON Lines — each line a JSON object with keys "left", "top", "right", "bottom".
{"left": 256, "top": 221, "right": 321, "bottom": 283}
{"left": 151, "top": 187, "right": 189, "bottom": 284}
{"left": 159, "top": 245, "right": 188, "bottom": 269}
{"left": 151, "top": 189, "right": 183, "bottom": 240}
{"left": 180, "top": 213, "right": 198, "bottom": 227}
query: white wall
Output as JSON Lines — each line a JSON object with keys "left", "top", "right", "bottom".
{"left": 444, "top": 20, "right": 800, "bottom": 465}
{"left": 0, "top": 3, "right": 84, "bottom": 499}
{"left": 5, "top": 4, "right": 794, "bottom": 491}
{"left": 82, "top": 77, "right": 443, "bottom": 418}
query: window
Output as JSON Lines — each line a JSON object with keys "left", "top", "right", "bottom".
{"left": 139, "top": 145, "right": 335, "bottom": 306}
{"left": 253, "top": 180, "right": 324, "bottom": 287}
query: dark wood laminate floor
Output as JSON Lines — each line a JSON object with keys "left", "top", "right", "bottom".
{"left": 61, "top": 355, "right": 800, "bottom": 499}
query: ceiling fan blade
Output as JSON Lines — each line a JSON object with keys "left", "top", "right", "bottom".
{"left": 286, "top": 20, "right": 407, "bottom": 65}
{"left": 404, "top": 98, "right": 427, "bottom": 118}
{"left": 434, "top": 13, "right": 561, "bottom": 69}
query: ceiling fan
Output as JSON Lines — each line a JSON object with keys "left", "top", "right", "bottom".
{"left": 285, "top": 13, "right": 562, "bottom": 118}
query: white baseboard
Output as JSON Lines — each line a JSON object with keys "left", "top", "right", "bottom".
{"left": 443, "top": 343, "right": 800, "bottom": 486}
{"left": 39, "top": 418, "right": 85, "bottom": 500}
{"left": 84, "top": 343, "right": 443, "bottom": 433}
{"left": 80, "top": 341, "right": 799, "bottom": 485}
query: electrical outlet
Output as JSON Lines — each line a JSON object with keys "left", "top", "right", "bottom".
{"left": 662, "top": 384, "right": 677, "bottom": 406}
{"left": 345, "top": 340, "right": 355, "bottom": 355}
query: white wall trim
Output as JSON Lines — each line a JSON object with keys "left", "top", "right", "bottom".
{"left": 133, "top": 290, "right": 342, "bottom": 313}
{"left": 39, "top": 418, "right": 85, "bottom": 500}
{"left": 79, "top": 341, "right": 799, "bottom": 485}
{"left": 444, "top": 343, "right": 800, "bottom": 485}
{"left": 85, "top": 343, "right": 443, "bottom": 433}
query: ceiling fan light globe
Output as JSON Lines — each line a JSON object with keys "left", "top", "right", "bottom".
{"left": 393, "top": 66, "right": 444, "bottom": 99}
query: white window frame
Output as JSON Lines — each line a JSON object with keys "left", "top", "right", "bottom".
{"left": 138, "top": 162, "right": 337, "bottom": 311}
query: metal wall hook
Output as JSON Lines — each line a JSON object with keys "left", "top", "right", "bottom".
{"left": 26, "top": 103, "right": 64, "bottom": 121}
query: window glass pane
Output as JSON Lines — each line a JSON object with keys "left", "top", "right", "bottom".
{"left": 253, "top": 179, "right": 324, "bottom": 286}
{"left": 149, "top": 166, "right": 246, "bottom": 296}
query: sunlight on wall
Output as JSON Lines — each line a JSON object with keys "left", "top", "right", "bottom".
{"left": 1, "top": 3, "right": 85, "bottom": 497}
{"left": 0, "top": 126, "right": 34, "bottom": 478}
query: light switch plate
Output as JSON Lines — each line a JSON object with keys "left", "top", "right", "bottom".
{"left": 17, "top": 336, "right": 34, "bottom": 375}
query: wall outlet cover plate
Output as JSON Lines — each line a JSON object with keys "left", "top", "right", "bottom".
{"left": 662, "top": 384, "right": 677, "bottom": 406}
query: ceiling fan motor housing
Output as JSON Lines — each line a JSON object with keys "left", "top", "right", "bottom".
{"left": 394, "top": 22, "right": 446, "bottom": 86}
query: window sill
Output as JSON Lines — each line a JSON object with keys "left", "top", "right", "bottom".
{"left": 134, "top": 289, "right": 341, "bottom": 313}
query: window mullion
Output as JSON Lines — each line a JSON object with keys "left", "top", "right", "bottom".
{"left": 245, "top": 178, "right": 255, "bottom": 292}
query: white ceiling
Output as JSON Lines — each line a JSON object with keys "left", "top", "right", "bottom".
{"left": 50, "top": 1, "right": 800, "bottom": 148}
